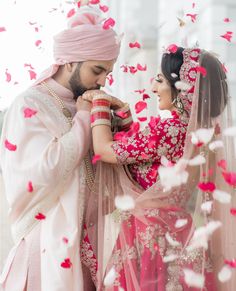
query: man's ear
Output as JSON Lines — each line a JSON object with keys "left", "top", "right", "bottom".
{"left": 65, "top": 63, "right": 75, "bottom": 73}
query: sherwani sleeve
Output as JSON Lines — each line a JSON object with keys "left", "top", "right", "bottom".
{"left": 0, "top": 94, "right": 91, "bottom": 195}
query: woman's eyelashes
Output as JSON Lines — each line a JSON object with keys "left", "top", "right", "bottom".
{"left": 155, "top": 78, "right": 163, "bottom": 83}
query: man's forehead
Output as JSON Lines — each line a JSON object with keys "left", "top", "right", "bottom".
{"left": 90, "top": 60, "right": 115, "bottom": 71}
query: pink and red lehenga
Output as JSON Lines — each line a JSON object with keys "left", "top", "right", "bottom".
{"left": 81, "top": 48, "right": 236, "bottom": 291}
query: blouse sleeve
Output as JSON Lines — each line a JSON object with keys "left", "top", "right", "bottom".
{"left": 111, "top": 118, "right": 187, "bottom": 165}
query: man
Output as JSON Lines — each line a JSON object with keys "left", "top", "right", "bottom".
{"left": 0, "top": 6, "right": 120, "bottom": 291}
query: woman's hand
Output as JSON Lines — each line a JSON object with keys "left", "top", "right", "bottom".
{"left": 76, "top": 97, "right": 92, "bottom": 112}
{"left": 82, "top": 90, "right": 125, "bottom": 110}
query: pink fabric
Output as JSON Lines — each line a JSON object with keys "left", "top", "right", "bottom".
{"left": 0, "top": 80, "right": 92, "bottom": 290}
{"left": 35, "top": 8, "right": 120, "bottom": 85}
{"left": 104, "top": 208, "right": 216, "bottom": 291}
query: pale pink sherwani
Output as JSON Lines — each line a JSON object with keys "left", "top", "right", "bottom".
{"left": 0, "top": 78, "right": 91, "bottom": 291}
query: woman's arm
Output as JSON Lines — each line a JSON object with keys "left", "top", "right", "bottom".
{"left": 92, "top": 124, "right": 117, "bottom": 163}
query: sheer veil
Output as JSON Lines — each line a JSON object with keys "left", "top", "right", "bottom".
{"left": 84, "top": 48, "right": 236, "bottom": 290}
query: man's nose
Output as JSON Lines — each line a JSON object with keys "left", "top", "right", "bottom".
{"left": 96, "top": 74, "right": 107, "bottom": 87}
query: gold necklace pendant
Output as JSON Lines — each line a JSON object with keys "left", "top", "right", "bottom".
{"left": 62, "top": 107, "right": 72, "bottom": 119}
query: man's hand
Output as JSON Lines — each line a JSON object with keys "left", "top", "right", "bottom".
{"left": 82, "top": 90, "right": 125, "bottom": 110}
{"left": 76, "top": 97, "right": 92, "bottom": 112}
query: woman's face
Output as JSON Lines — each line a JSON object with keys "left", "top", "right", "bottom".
{"left": 151, "top": 72, "right": 175, "bottom": 111}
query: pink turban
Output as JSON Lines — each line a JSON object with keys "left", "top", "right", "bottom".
{"left": 34, "top": 6, "right": 120, "bottom": 85}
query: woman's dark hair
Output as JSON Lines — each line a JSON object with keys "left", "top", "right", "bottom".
{"left": 161, "top": 47, "right": 185, "bottom": 99}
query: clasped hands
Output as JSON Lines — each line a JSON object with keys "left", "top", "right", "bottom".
{"left": 78, "top": 89, "right": 125, "bottom": 111}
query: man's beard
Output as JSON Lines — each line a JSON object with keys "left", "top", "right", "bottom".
{"left": 69, "top": 64, "right": 100, "bottom": 101}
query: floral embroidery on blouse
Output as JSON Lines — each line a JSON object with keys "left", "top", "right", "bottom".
{"left": 111, "top": 112, "right": 188, "bottom": 190}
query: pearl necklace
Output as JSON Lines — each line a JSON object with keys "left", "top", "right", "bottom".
{"left": 41, "top": 81, "right": 94, "bottom": 191}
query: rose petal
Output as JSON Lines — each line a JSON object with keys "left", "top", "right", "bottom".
{"left": 175, "top": 81, "right": 192, "bottom": 91}
{"left": 28, "top": 70, "right": 37, "bottom": 80}
{"left": 24, "top": 108, "right": 37, "bottom": 118}
{"left": 62, "top": 237, "right": 69, "bottom": 244}
{"left": 129, "top": 41, "right": 141, "bottom": 49}
{"left": 213, "top": 189, "right": 231, "bottom": 204}
{"left": 90, "top": 0, "right": 100, "bottom": 4}
{"left": 135, "top": 101, "right": 147, "bottom": 114}
{"left": 209, "top": 140, "right": 224, "bottom": 151}
{"left": 115, "top": 195, "right": 135, "bottom": 211}
{"left": 222, "top": 171, "right": 236, "bottom": 187}
{"left": 218, "top": 265, "right": 232, "bottom": 282}
{"left": 0, "top": 27, "right": 6, "bottom": 32}
{"left": 167, "top": 44, "right": 178, "bottom": 53}
{"left": 5, "top": 69, "right": 11, "bottom": 83}
{"left": 103, "top": 18, "right": 115, "bottom": 30}
{"left": 183, "top": 269, "right": 205, "bottom": 288}
{"left": 198, "top": 182, "right": 216, "bottom": 192}
{"left": 230, "top": 208, "right": 236, "bottom": 216}
{"left": 175, "top": 219, "right": 188, "bottom": 228}
{"left": 27, "top": 181, "right": 34, "bottom": 193}
{"left": 106, "top": 74, "right": 114, "bottom": 86}
{"left": 92, "top": 154, "right": 101, "bottom": 164}
{"left": 163, "top": 254, "right": 178, "bottom": 263}
{"left": 188, "top": 155, "right": 206, "bottom": 166}
{"left": 99, "top": 5, "right": 109, "bottom": 13}
{"left": 67, "top": 8, "right": 76, "bottom": 18}
{"left": 165, "top": 232, "right": 181, "bottom": 247}
{"left": 137, "top": 117, "right": 147, "bottom": 122}
{"left": 217, "top": 159, "right": 227, "bottom": 170}
{"left": 220, "top": 31, "right": 233, "bottom": 42}
{"left": 196, "top": 66, "right": 207, "bottom": 77}
{"left": 201, "top": 201, "right": 213, "bottom": 214}
{"left": 142, "top": 93, "right": 150, "bottom": 100}
{"left": 35, "top": 40, "right": 42, "bottom": 47}
{"left": 224, "top": 259, "right": 236, "bottom": 268}
{"left": 191, "top": 128, "right": 214, "bottom": 145}
{"left": 134, "top": 89, "right": 145, "bottom": 94}
{"left": 186, "top": 13, "right": 198, "bottom": 23}
{"left": 137, "top": 64, "right": 147, "bottom": 71}
{"left": 5, "top": 139, "right": 17, "bottom": 151}
{"left": 224, "top": 18, "right": 230, "bottom": 23}
{"left": 35, "top": 212, "right": 46, "bottom": 220}
{"left": 61, "top": 258, "right": 72, "bottom": 269}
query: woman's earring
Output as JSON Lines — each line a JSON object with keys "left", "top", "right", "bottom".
{"left": 173, "top": 95, "right": 184, "bottom": 115}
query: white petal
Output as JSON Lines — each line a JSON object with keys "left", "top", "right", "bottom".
{"left": 194, "top": 128, "right": 214, "bottom": 145}
{"left": 213, "top": 189, "right": 231, "bottom": 204}
{"left": 218, "top": 265, "right": 232, "bottom": 282}
{"left": 175, "top": 219, "right": 188, "bottom": 228}
{"left": 171, "top": 73, "right": 178, "bottom": 78}
{"left": 223, "top": 126, "right": 236, "bottom": 137}
{"left": 165, "top": 232, "right": 181, "bottom": 247}
{"left": 201, "top": 201, "right": 213, "bottom": 214}
{"left": 163, "top": 254, "right": 178, "bottom": 263}
{"left": 104, "top": 267, "right": 116, "bottom": 286}
{"left": 115, "top": 195, "right": 135, "bottom": 211}
{"left": 175, "top": 81, "right": 192, "bottom": 91}
{"left": 209, "top": 140, "right": 224, "bottom": 151}
{"left": 183, "top": 269, "right": 205, "bottom": 288}
{"left": 160, "top": 155, "right": 170, "bottom": 167}
{"left": 188, "top": 155, "right": 206, "bottom": 166}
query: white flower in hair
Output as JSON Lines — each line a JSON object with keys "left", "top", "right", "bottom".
{"left": 175, "top": 80, "right": 192, "bottom": 91}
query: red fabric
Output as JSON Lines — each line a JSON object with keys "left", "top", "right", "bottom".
{"left": 112, "top": 112, "right": 187, "bottom": 189}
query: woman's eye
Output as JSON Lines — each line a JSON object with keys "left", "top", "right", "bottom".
{"left": 155, "top": 78, "right": 162, "bottom": 83}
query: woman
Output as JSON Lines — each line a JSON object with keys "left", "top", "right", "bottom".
{"left": 81, "top": 47, "right": 236, "bottom": 290}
